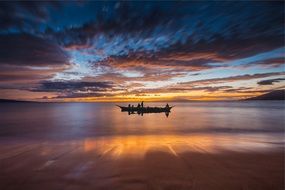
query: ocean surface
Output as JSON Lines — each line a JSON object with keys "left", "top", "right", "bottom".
{"left": 1, "top": 101, "right": 284, "bottom": 190}
{"left": 0, "top": 101, "right": 284, "bottom": 140}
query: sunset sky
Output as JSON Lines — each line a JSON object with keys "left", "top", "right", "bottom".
{"left": 0, "top": 1, "right": 284, "bottom": 102}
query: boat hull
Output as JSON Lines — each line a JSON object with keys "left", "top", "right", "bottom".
{"left": 117, "top": 106, "right": 172, "bottom": 113}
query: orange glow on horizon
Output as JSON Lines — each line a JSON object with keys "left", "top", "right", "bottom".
{"left": 57, "top": 91, "right": 263, "bottom": 102}
{"left": 0, "top": 88, "right": 266, "bottom": 102}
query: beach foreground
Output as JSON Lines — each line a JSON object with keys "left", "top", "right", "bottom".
{"left": 0, "top": 102, "right": 284, "bottom": 190}
{"left": 0, "top": 134, "right": 284, "bottom": 190}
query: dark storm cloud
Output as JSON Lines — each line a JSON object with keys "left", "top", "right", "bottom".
{"left": 124, "top": 86, "right": 233, "bottom": 96}
{"left": 245, "top": 57, "right": 284, "bottom": 68}
{"left": 1, "top": 1, "right": 284, "bottom": 68}
{"left": 257, "top": 78, "right": 285, "bottom": 85}
{"left": 99, "top": 52, "right": 223, "bottom": 71}
{"left": 0, "top": 34, "right": 69, "bottom": 67}
{"left": 88, "top": 1, "right": 284, "bottom": 71}
{"left": 222, "top": 87, "right": 253, "bottom": 93}
{"left": 34, "top": 81, "right": 114, "bottom": 92}
{"left": 53, "top": 92, "right": 115, "bottom": 99}
{"left": 34, "top": 80, "right": 124, "bottom": 99}
{"left": 0, "top": 68, "right": 55, "bottom": 82}
{"left": 50, "top": 1, "right": 284, "bottom": 65}
{"left": 90, "top": 69, "right": 187, "bottom": 83}
{"left": 45, "top": 1, "right": 186, "bottom": 47}
{"left": 60, "top": 3, "right": 282, "bottom": 43}
{"left": 161, "top": 35, "right": 283, "bottom": 60}
{"left": 179, "top": 72, "right": 285, "bottom": 86}
{"left": 0, "top": 1, "right": 59, "bottom": 31}
{"left": 165, "top": 86, "right": 233, "bottom": 93}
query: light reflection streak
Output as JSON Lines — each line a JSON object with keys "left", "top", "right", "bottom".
{"left": 83, "top": 134, "right": 283, "bottom": 159}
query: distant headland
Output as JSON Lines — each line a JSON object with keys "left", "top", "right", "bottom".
{"left": 0, "top": 99, "right": 35, "bottom": 103}
{"left": 245, "top": 90, "right": 285, "bottom": 100}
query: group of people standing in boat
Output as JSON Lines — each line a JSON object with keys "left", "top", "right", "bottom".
{"left": 128, "top": 101, "right": 144, "bottom": 109}
{"left": 128, "top": 101, "right": 170, "bottom": 109}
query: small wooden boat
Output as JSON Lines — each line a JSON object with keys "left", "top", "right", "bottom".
{"left": 116, "top": 105, "right": 173, "bottom": 113}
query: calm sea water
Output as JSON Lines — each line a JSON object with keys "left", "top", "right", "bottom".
{"left": 1, "top": 101, "right": 284, "bottom": 190}
{"left": 0, "top": 101, "right": 284, "bottom": 141}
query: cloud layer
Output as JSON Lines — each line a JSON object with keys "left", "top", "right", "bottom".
{"left": 0, "top": 1, "right": 284, "bottom": 101}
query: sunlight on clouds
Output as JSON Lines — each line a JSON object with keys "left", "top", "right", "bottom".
{"left": 0, "top": 2, "right": 283, "bottom": 101}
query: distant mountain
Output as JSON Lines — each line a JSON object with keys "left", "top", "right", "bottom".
{"left": 0, "top": 99, "right": 34, "bottom": 103}
{"left": 245, "top": 90, "right": 285, "bottom": 100}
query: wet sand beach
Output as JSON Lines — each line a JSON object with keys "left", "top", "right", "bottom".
{"left": 0, "top": 102, "right": 284, "bottom": 190}
{"left": 0, "top": 134, "right": 284, "bottom": 190}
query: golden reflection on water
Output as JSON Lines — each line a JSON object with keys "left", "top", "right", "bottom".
{"left": 83, "top": 134, "right": 281, "bottom": 158}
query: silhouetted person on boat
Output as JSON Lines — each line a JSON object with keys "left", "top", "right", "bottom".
{"left": 128, "top": 104, "right": 131, "bottom": 114}
{"left": 165, "top": 103, "right": 169, "bottom": 108}
{"left": 141, "top": 101, "right": 144, "bottom": 108}
{"left": 165, "top": 112, "right": 169, "bottom": 117}
{"left": 137, "top": 103, "right": 141, "bottom": 108}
